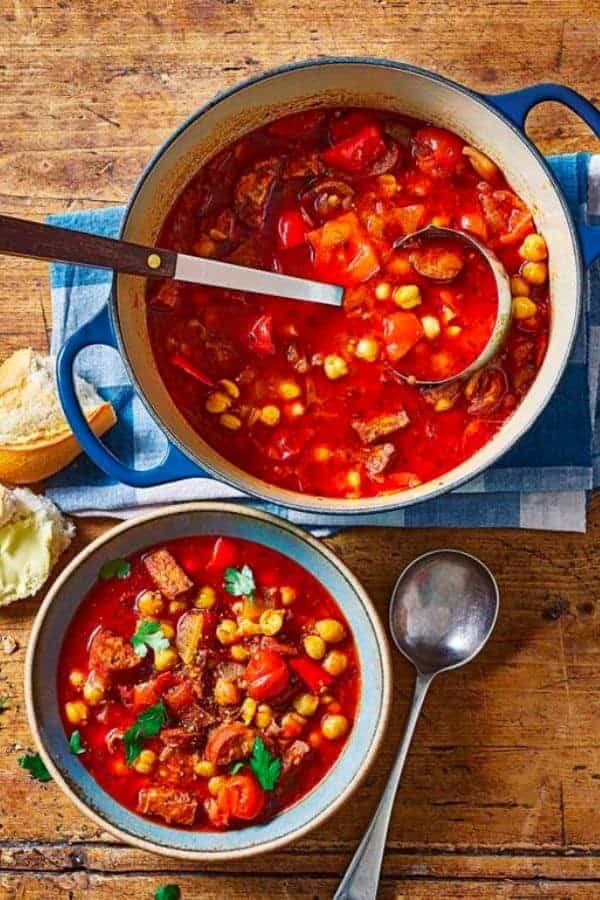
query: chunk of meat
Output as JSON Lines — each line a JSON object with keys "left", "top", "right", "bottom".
{"left": 234, "top": 157, "right": 279, "bottom": 228}
{"left": 164, "top": 679, "right": 195, "bottom": 715}
{"left": 352, "top": 410, "right": 409, "bottom": 445}
{"left": 89, "top": 629, "right": 140, "bottom": 674}
{"left": 176, "top": 610, "right": 205, "bottom": 665}
{"left": 464, "top": 367, "right": 507, "bottom": 415}
{"left": 363, "top": 442, "right": 395, "bottom": 478}
{"left": 143, "top": 548, "right": 193, "bottom": 600}
{"left": 409, "top": 244, "right": 464, "bottom": 281}
{"left": 205, "top": 723, "right": 255, "bottom": 766}
{"left": 137, "top": 786, "right": 198, "bottom": 826}
{"left": 260, "top": 636, "right": 299, "bottom": 657}
{"left": 160, "top": 726, "right": 201, "bottom": 751}
{"left": 281, "top": 740, "right": 311, "bottom": 776}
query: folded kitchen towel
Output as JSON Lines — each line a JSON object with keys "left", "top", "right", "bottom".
{"left": 46, "top": 153, "right": 600, "bottom": 532}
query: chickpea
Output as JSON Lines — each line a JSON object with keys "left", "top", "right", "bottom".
{"left": 194, "top": 759, "right": 216, "bottom": 778}
{"left": 219, "top": 413, "right": 242, "bottom": 431}
{"left": 375, "top": 281, "right": 392, "bottom": 301}
{"left": 195, "top": 585, "right": 217, "bottom": 610}
{"left": 133, "top": 749, "right": 156, "bottom": 775}
{"left": 231, "top": 643, "right": 249, "bottom": 662}
{"left": 159, "top": 621, "right": 176, "bottom": 641}
{"left": 278, "top": 380, "right": 301, "bottom": 400}
{"left": 293, "top": 693, "right": 319, "bottom": 717}
{"left": 214, "top": 677, "right": 241, "bottom": 706}
{"left": 280, "top": 585, "right": 297, "bottom": 607}
{"left": 65, "top": 700, "right": 88, "bottom": 725}
{"left": 512, "top": 297, "right": 537, "bottom": 320}
{"left": 323, "top": 354, "right": 348, "bottom": 380}
{"left": 259, "top": 404, "right": 281, "bottom": 426}
{"left": 281, "top": 711, "right": 306, "bottom": 738}
{"left": 195, "top": 236, "right": 217, "bottom": 257}
{"left": 154, "top": 648, "right": 179, "bottom": 672}
{"left": 169, "top": 599, "right": 188, "bottom": 615}
{"left": 304, "top": 634, "right": 326, "bottom": 660}
{"left": 510, "top": 274, "right": 531, "bottom": 297}
{"left": 521, "top": 261, "right": 548, "bottom": 285}
{"left": 346, "top": 470, "right": 361, "bottom": 491}
{"left": 355, "top": 337, "right": 380, "bottom": 362}
{"left": 323, "top": 650, "right": 349, "bottom": 677}
{"left": 219, "top": 378, "right": 240, "bottom": 399}
{"left": 519, "top": 233, "right": 547, "bottom": 262}
{"left": 421, "top": 315, "right": 441, "bottom": 340}
{"left": 446, "top": 325, "right": 462, "bottom": 339}
{"left": 434, "top": 396, "right": 455, "bottom": 412}
{"left": 285, "top": 401, "right": 305, "bottom": 418}
{"left": 83, "top": 673, "right": 105, "bottom": 706}
{"left": 255, "top": 703, "right": 273, "bottom": 728}
{"left": 462, "top": 146, "right": 499, "bottom": 182}
{"left": 69, "top": 669, "right": 85, "bottom": 690}
{"left": 205, "top": 391, "right": 232, "bottom": 414}
{"left": 315, "top": 619, "right": 346, "bottom": 644}
{"left": 208, "top": 775, "right": 226, "bottom": 796}
{"left": 137, "top": 590, "right": 164, "bottom": 617}
{"left": 321, "top": 713, "right": 350, "bottom": 740}
{"left": 240, "top": 696, "right": 257, "bottom": 725}
{"left": 312, "top": 445, "right": 332, "bottom": 463}
{"left": 392, "top": 284, "right": 421, "bottom": 310}
{"left": 260, "top": 609, "right": 284, "bottom": 636}
{"left": 216, "top": 619, "right": 238, "bottom": 645}
{"left": 237, "top": 618, "right": 262, "bottom": 637}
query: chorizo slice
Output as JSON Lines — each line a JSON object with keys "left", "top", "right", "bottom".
{"left": 143, "top": 548, "right": 193, "bottom": 600}
{"left": 137, "top": 786, "right": 198, "bottom": 826}
{"left": 205, "top": 723, "right": 255, "bottom": 766}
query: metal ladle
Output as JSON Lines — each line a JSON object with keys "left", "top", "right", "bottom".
{"left": 392, "top": 224, "right": 513, "bottom": 386}
{"left": 334, "top": 549, "right": 500, "bottom": 900}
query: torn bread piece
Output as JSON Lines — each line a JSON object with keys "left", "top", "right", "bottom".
{"left": 0, "top": 348, "right": 116, "bottom": 483}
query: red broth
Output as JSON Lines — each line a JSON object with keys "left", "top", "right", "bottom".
{"left": 146, "top": 107, "right": 549, "bottom": 498}
{"left": 58, "top": 535, "right": 359, "bottom": 831}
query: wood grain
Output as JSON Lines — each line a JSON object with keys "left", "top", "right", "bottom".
{"left": 0, "top": 0, "right": 599, "bottom": 896}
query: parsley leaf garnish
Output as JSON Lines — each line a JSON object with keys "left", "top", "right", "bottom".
{"left": 248, "top": 736, "right": 281, "bottom": 791}
{"left": 18, "top": 752, "right": 52, "bottom": 783}
{"left": 230, "top": 761, "right": 245, "bottom": 774}
{"left": 154, "top": 886, "right": 181, "bottom": 900}
{"left": 99, "top": 558, "right": 131, "bottom": 581}
{"left": 123, "top": 700, "right": 167, "bottom": 766}
{"left": 224, "top": 564, "right": 256, "bottom": 601}
{"left": 69, "top": 730, "right": 85, "bottom": 755}
{"left": 131, "top": 620, "right": 170, "bottom": 659}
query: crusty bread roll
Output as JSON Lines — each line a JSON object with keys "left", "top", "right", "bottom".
{"left": 0, "top": 348, "right": 116, "bottom": 483}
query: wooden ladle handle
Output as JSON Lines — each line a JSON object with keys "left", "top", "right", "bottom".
{"left": 0, "top": 213, "right": 176, "bottom": 279}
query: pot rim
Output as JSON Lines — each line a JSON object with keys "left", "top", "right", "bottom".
{"left": 112, "top": 56, "right": 583, "bottom": 515}
{"left": 25, "top": 501, "right": 392, "bottom": 860}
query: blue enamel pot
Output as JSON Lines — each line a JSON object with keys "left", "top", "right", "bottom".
{"left": 57, "top": 58, "right": 600, "bottom": 514}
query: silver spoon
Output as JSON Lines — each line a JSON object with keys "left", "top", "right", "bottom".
{"left": 393, "top": 224, "right": 513, "bottom": 387}
{"left": 334, "top": 549, "right": 499, "bottom": 900}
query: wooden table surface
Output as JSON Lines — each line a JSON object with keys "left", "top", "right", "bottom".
{"left": 1, "top": 1, "right": 600, "bottom": 897}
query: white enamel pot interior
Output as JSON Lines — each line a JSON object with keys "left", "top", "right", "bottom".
{"left": 115, "top": 58, "right": 581, "bottom": 515}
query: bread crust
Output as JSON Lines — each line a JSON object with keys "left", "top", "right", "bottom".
{"left": 0, "top": 401, "right": 116, "bottom": 483}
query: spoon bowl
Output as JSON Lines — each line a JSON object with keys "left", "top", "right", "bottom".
{"left": 390, "top": 549, "right": 500, "bottom": 674}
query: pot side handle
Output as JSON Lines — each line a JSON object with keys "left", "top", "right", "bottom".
{"left": 484, "top": 83, "right": 600, "bottom": 268}
{"left": 56, "top": 305, "right": 207, "bottom": 487}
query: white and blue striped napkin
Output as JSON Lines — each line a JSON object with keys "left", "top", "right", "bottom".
{"left": 46, "top": 154, "right": 600, "bottom": 532}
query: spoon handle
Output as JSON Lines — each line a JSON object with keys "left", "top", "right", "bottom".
{"left": 334, "top": 672, "right": 434, "bottom": 900}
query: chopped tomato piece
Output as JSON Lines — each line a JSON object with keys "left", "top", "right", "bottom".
{"left": 383, "top": 311, "right": 424, "bottom": 362}
{"left": 248, "top": 314, "right": 276, "bottom": 356}
{"left": 498, "top": 209, "right": 534, "bottom": 245}
{"left": 413, "top": 127, "right": 465, "bottom": 178}
{"left": 245, "top": 649, "right": 290, "bottom": 701}
{"left": 128, "top": 673, "right": 175, "bottom": 713}
{"left": 322, "top": 125, "right": 387, "bottom": 174}
{"left": 207, "top": 772, "right": 265, "bottom": 827}
{"left": 278, "top": 209, "right": 308, "bottom": 249}
{"left": 459, "top": 211, "right": 488, "bottom": 241}
{"left": 169, "top": 353, "right": 214, "bottom": 387}
{"left": 206, "top": 537, "right": 240, "bottom": 574}
{"left": 308, "top": 212, "right": 380, "bottom": 287}
{"left": 289, "top": 657, "right": 333, "bottom": 693}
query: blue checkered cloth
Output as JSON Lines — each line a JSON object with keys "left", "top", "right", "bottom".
{"left": 46, "top": 154, "right": 600, "bottom": 531}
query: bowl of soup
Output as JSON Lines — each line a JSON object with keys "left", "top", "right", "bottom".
{"left": 25, "top": 502, "right": 391, "bottom": 859}
{"left": 57, "top": 58, "right": 595, "bottom": 513}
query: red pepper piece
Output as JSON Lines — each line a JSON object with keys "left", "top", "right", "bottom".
{"left": 206, "top": 537, "right": 240, "bottom": 574}
{"left": 278, "top": 209, "right": 308, "bottom": 250}
{"left": 169, "top": 353, "right": 214, "bottom": 387}
{"left": 289, "top": 656, "right": 334, "bottom": 693}
{"left": 248, "top": 314, "right": 276, "bottom": 356}
{"left": 322, "top": 125, "right": 387, "bottom": 174}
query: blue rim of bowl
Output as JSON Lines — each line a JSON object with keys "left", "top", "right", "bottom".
{"left": 25, "top": 502, "right": 392, "bottom": 860}
{"left": 105, "top": 56, "right": 582, "bottom": 516}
